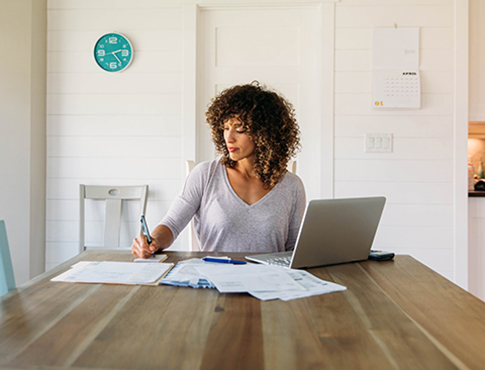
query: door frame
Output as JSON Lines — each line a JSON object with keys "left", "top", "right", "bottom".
{"left": 181, "top": 0, "right": 336, "bottom": 200}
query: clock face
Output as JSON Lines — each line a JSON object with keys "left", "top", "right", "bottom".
{"left": 94, "top": 33, "right": 133, "bottom": 72}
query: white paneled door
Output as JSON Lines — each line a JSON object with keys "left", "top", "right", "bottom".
{"left": 197, "top": 6, "right": 323, "bottom": 200}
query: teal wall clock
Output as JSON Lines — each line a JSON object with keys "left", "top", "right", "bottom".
{"left": 94, "top": 32, "right": 133, "bottom": 72}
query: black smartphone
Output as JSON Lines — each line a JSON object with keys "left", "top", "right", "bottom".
{"left": 368, "top": 250, "right": 395, "bottom": 261}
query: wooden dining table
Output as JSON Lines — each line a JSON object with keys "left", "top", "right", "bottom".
{"left": 1, "top": 249, "right": 485, "bottom": 370}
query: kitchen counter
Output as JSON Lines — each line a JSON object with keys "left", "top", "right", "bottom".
{"left": 469, "top": 191, "right": 485, "bottom": 197}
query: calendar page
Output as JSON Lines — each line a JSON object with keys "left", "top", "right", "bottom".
{"left": 372, "top": 69, "right": 420, "bottom": 109}
{"left": 372, "top": 28, "right": 420, "bottom": 110}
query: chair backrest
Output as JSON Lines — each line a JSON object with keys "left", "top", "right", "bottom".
{"left": 184, "top": 160, "right": 297, "bottom": 251}
{"left": 0, "top": 220, "right": 16, "bottom": 296}
{"left": 186, "top": 161, "right": 200, "bottom": 251}
{"left": 79, "top": 185, "right": 148, "bottom": 253}
{"left": 288, "top": 160, "right": 297, "bottom": 174}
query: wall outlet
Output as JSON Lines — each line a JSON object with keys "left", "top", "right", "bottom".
{"left": 365, "top": 133, "right": 393, "bottom": 153}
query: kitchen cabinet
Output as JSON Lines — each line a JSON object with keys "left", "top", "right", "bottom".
{"left": 468, "top": 197, "right": 485, "bottom": 301}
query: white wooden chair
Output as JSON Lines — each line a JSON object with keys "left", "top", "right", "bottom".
{"left": 79, "top": 185, "right": 148, "bottom": 254}
{"left": 186, "top": 160, "right": 200, "bottom": 251}
{"left": 288, "top": 160, "right": 297, "bottom": 174}
{"left": 0, "top": 220, "right": 15, "bottom": 296}
{"left": 185, "top": 160, "right": 297, "bottom": 251}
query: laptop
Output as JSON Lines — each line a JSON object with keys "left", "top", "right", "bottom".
{"left": 245, "top": 196, "right": 386, "bottom": 269}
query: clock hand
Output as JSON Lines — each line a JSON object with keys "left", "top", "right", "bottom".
{"left": 112, "top": 52, "right": 122, "bottom": 64}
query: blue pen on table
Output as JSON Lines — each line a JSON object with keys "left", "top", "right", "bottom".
{"left": 202, "top": 257, "right": 247, "bottom": 265}
{"left": 140, "top": 215, "right": 155, "bottom": 257}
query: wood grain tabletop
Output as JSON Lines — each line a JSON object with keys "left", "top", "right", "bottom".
{"left": 1, "top": 250, "right": 484, "bottom": 370}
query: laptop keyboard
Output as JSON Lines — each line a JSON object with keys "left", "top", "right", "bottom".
{"left": 266, "top": 256, "right": 291, "bottom": 267}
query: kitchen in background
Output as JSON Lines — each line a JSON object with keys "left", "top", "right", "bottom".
{"left": 468, "top": 125, "right": 485, "bottom": 192}
{"left": 468, "top": 0, "right": 485, "bottom": 301}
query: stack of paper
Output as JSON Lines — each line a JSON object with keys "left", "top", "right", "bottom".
{"left": 248, "top": 269, "right": 347, "bottom": 301}
{"left": 160, "top": 259, "right": 346, "bottom": 301}
{"left": 160, "top": 258, "right": 215, "bottom": 288}
{"left": 51, "top": 261, "right": 174, "bottom": 285}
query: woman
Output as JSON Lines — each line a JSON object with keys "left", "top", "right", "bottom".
{"left": 132, "top": 82, "right": 306, "bottom": 258}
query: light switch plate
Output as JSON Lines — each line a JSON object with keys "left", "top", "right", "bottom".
{"left": 365, "top": 133, "right": 393, "bottom": 153}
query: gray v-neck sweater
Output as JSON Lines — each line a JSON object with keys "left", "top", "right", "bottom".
{"left": 159, "top": 160, "right": 306, "bottom": 253}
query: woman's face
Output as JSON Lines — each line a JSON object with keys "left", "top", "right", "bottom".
{"left": 223, "top": 117, "right": 256, "bottom": 163}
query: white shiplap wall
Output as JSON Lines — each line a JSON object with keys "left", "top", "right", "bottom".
{"left": 46, "top": 0, "right": 186, "bottom": 270}
{"left": 334, "top": 0, "right": 455, "bottom": 279}
{"left": 46, "top": 0, "right": 461, "bottom": 281}
{"left": 469, "top": 0, "right": 485, "bottom": 121}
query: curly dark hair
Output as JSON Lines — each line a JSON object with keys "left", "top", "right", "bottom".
{"left": 205, "top": 81, "right": 301, "bottom": 188}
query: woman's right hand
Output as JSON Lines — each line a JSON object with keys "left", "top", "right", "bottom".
{"left": 131, "top": 234, "right": 160, "bottom": 259}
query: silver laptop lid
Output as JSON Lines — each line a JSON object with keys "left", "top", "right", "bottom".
{"left": 289, "top": 197, "right": 386, "bottom": 269}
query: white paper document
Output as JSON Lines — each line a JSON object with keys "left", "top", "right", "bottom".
{"left": 248, "top": 269, "right": 347, "bottom": 301}
{"left": 134, "top": 254, "right": 167, "bottom": 263}
{"left": 194, "top": 264, "right": 306, "bottom": 293}
{"left": 51, "top": 261, "right": 174, "bottom": 285}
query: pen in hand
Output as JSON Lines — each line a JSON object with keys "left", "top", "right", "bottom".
{"left": 140, "top": 215, "right": 155, "bottom": 258}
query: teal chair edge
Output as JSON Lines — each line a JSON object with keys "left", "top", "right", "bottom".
{"left": 0, "top": 220, "right": 16, "bottom": 296}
